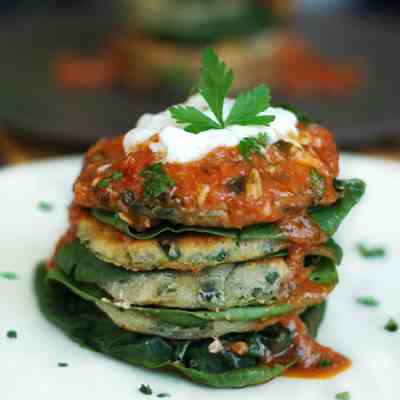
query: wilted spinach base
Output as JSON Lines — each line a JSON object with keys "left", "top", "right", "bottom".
{"left": 35, "top": 263, "right": 326, "bottom": 388}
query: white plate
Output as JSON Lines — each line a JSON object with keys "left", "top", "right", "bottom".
{"left": 1, "top": 154, "right": 398, "bottom": 400}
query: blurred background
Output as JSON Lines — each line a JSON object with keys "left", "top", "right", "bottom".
{"left": 0, "top": 0, "right": 399, "bottom": 165}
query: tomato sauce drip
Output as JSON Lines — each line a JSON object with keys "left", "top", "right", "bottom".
{"left": 280, "top": 316, "right": 351, "bottom": 378}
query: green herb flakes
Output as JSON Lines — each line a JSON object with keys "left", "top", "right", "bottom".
{"left": 356, "top": 296, "right": 380, "bottom": 307}
{"left": 356, "top": 242, "right": 386, "bottom": 259}
{"left": 0, "top": 271, "right": 18, "bottom": 280}
{"left": 335, "top": 392, "right": 351, "bottom": 400}
{"left": 7, "top": 330, "right": 17, "bottom": 339}
{"left": 318, "top": 359, "right": 333, "bottom": 368}
{"left": 37, "top": 201, "right": 54, "bottom": 211}
{"left": 97, "top": 172, "right": 123, "bottom": 189}
{"left": 139, "top": 384, "right": 153, "bottom": 395}
{"left": 57, "top": 362, "right": 68, "bottom": 367}
{"left": 265, "top": 271, "right": 279, "bottom": 285}
{"left": 384, "top": 318, "right": 398, "bottom": 333}
{"left": 238, "top": 133, "right": 269, "bottom": 161}
{"left": 169, "top": 48, "right": 274, "bottom": 133}
{"left": 140, "top": 163, "right": 174, "bottom": 199}
{"left": 111, "top": 171, "right": 123, "bottom": 181}
{"left": 97, "top": 178, "right": 111, "bottom": 189}
{"left": 157, "top": 393, "right": 171, "bottom": 398}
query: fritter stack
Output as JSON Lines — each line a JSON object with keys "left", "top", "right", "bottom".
{"left": 36, "top": 127, "right": 365, "bottom": 388}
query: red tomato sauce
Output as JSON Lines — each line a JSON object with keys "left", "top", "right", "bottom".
{"left": 73, "top": 124, "right": 339, "bottom": 231}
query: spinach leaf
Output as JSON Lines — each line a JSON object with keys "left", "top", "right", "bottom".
{"left": 300, "top": 301, "right": 326, "bottom": 338}
{"left": 55, "top": 240, "right": 132, "bottom": 283}
{"left": 309, "top": 258, "right": 338, "bottom": 286}
{"left": 174, "top": 363, "right": 292, "bottom": 388}
{"left": 310, "top": 179, "right": 365, "bottom": 236}
{"left": 92, "top": 179, "right": 365, "bottom": 240}
{"left": 35, "top": 263, "right": 300, "bottom": 388}
{"left": 91, "top": 209, "right": 239, "bottom": 239}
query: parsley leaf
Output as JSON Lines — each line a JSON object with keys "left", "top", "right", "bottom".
{"left": 7, "top": 330, "right": 17, "bottom": 339}
{"left": 139, "top": 384, "right": 153, "bottom": 395}
{"left": 140, "top": 163, "right": 174, "bottom": 199}
{"left": 318, "top": 359, "right": 333, "bottom": 368}
{"left": 384, "top": 318, "right": 398, "bottom": 332}
{"left": 238, "top": 132, "right": 269, "bottom": 161}
{"left": 57, "top": 362, "right": 69, "bottom": 367}
{"left": 0, "top": 271, "right": 18, "bottom": 280}
{"left": 225, "top": 85, "right": 274, "bottom": 126}
{"left": 199, "top": 47, "right": 233, "bottom": 126}
{"left": 169, "top": 105, "right": 220, "bottom": 133}
{"left": 111, "top": 171, "right": 123, "bottom": 181}
{"left": 356, "top": 296, "right": 380, "bottom": 307}
{"left": 37, "top": 201, "right": 54, "bottom": 211}
{"left": 157, "top": 394, "right": 171, "bottom": 398}
{"left": 97, "top": 178, "right": 111, "bottom": 189}
{"left": 335, "top": 392, "right": 351, "bottom": 400}
{"left": 169, "top": 48, "right": 274, "bottom": 133}
{"left": 357, "top": 242, "right": 386, "bottom": 259}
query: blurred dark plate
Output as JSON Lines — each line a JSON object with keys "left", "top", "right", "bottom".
{"left": 0, "top": 7, "right": 399, "bottom": 150}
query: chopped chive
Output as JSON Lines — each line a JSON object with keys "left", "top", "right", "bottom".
{"left": 157, "top": 394, "right": 171, "bottom": 398}
{"left": 97, "top": 178, "right": 111, "bottom": 189}
{"left": 318, "top": 359, "right": 333, "bottom": 368}
{"left": 111, "top": 171, "right": 123, "bottom": 181}
{"left": 37, "top": 201, "right": 54, "bottom": 211}
{"left": 335, "top": 392, "right": 351, "bottom": 400}
{"left": 384, "top": 318, "right": 398, "bottom": 333}
{"left": 356, "top": 296, "right": 380, "bottom": 307}
{"left": 7, "top": 330, "right": 17, "bottom": 339}
{"left": 0, "top": 271, "right": 18, "bottom": 280}
{"left": 57, "top": 362, "right": 69, "bottom": 367}
{"left": 356, "top": 242, "right": 386, "bottom": 259}
{"left": 139, "top": 384, "right": 153, "bottom": 395}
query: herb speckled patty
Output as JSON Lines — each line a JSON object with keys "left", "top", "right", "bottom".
{"left": 76, "top": 211, "right": 288, "bottom": 271}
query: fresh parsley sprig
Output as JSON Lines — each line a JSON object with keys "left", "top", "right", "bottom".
{"left": 169, "top": 48, "right": 275, "bottom": 133}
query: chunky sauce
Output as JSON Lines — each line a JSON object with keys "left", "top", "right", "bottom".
{"left": 281, "top": 316, "right": 351, "bottom": 378}
{"left": 73, "top": 124, "right": 339, "bottom": 230}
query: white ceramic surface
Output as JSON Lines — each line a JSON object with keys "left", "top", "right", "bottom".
{"left": 1, "top": 154, "right": 398, "bottom": 399}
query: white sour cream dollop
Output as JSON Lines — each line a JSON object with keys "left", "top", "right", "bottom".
{"left": 123, "top": 94, "right": 299, "bottom": 164}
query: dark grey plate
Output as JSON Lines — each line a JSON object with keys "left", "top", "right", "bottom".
{"left": 0, "top": 8, "right": 399, "bottom": 150}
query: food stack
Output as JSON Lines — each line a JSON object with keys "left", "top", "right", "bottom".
{"left": 36, "top": 49, "right": 365, "bottom": 388}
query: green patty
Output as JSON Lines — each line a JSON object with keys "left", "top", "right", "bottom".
{"left": 56, "top": 239, "right": 339, "bottom": 311}
{"left": 99, "top": 257, "right": 289, "bottom": 309}
{"left": 77, "top": 214, "right": 287, "bottom": 272}
{"left": 47, "top": 242, "right": 338, "bottom": 339}
{"left": 35, "top": 262, "right": 326, "bottom": 388}
{"left": 45, "top": 266, "right": 301, "bottom": 339}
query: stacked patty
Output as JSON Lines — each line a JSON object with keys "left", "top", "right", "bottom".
{"left": 37, "top": 121, "right": 365, "bottom": 387}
